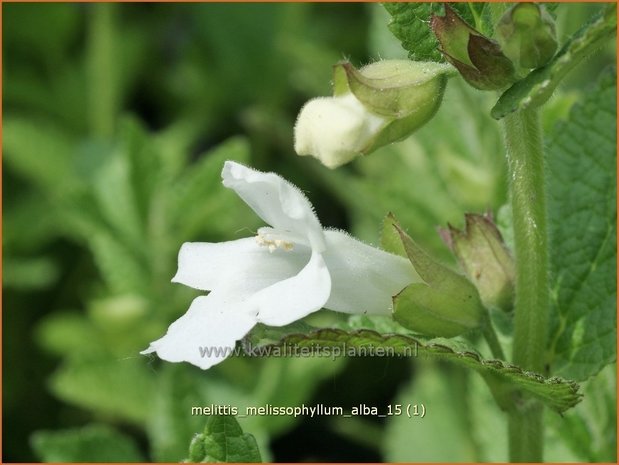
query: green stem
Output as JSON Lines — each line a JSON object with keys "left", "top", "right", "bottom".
{"left": 501, "top": 109, "right": 549, "bottom": 462}
{"left": 508, "top": 400, "right": 544, "bottom": 463}
{"left": 481, "top": 313, "right": 505, "bottom": 360}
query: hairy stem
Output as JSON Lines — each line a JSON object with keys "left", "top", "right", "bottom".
{"left": 501, "top": 109, "right": 549, "bottom": 462}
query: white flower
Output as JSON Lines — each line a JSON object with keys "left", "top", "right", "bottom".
{"left": 142, "top": 161, "right": 418, "bottom": 369}
{"left": 294, "top": 93, "right": 387, "bottom": 169}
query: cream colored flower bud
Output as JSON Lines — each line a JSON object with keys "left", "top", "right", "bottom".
{"left": 294, "top": 94, "right": 386, "bottom": 169}
{"left": 294, "top": 60, "right": 454, "bottom": 169}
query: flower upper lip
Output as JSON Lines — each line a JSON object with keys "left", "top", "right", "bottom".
{"left": 142, "top": 161, "right": 418, "bottom": 369}
{"left": 221, "top": 161, "right": 327, "bottom": 252}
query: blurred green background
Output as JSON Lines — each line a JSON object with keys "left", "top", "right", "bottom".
{"left": 3, "top": 3, "right": 615, "bottom": 462}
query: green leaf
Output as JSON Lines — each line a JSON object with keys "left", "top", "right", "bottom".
{"left": 31, "top": 424, "right": 144, "bottom": 462}
{"left": 491, "top": 4, "right": 616, "bottom": 119}
{"left": 547, "top": 69, "right": 617, "bottom": 381}
{"left": 344, "top": 314, "right": 414, "bottom": 335}
{"left": 3, "top": 117, "right": 80, "bottom": 195}
{"left": 121, "top": 118, "right": 165, "bottom": 227}
{"left": 369, "top": 4, "right": 409, "bottom": 60}
{"left": 58, "top": 192, "right": 151, "bottom": 295}
{"left": 92, "top": 141, "right": 145, "bottom": 251}
{"left": 148, "top": 365, "right": 208, "bottom": 462}
{"left": 384, "top": 365, "right": 508, "bottom": 461}
{"left": 2, "top": 256, "right": 60, "bottom": 289}
{"left": 4, "top": 4, "right": 79, "bottom": 62}
{"left": 50, "top": 358, "right": 155, "bottom": 425}
{"left": 254, "top": 328, "right": 580, "bottom": 413}
{"left": 3, "top": 192, "right": 62, "bottom": 251}
{"left": 546, "top": 363, "right": 617, "bottom": 462}
{"left": 169, "top": 136, "right": 254, "bottom": 239}
{"left": 383, "top": 3, "right": 489, "bottom": 63}
{"left": 383, "top": 3, "right": 444, "bottom": 62}
{"left": 89, "top": 231, "right": 149, "bottom": 294}
{"left": 243, "top": 321, "right": 318, "bottom": 348}
{"left": 385, "top": 362, "right": 585, "bottom": 462}
{"left": 186, "top": 416, "right": 262, "bottom": 463}
{"left": 36, "top": 313, "right": 103, "bottom": 358}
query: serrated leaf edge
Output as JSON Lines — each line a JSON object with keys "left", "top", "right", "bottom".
{"left": 251, "top": 328, "right": 581, "bottom": 413}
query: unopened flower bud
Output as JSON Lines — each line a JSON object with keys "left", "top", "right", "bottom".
{"left": 387, "top": 214, "right": 485, "bottom": 338}
{"left": 294, "top": 60, "right": 453, "bottom": 168}
{"left": 442, "top": 213, "right": 515, "bottom": 313}
{"left": 431, "top": 4, "right": 517, "bottom": 90}
{"left": 496, "top": 3, "right": 558, "bottom": 70}
{"left": 294, "top": 94, "right": 385, "bottom": 168}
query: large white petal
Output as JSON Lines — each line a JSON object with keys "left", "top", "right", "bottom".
{"left": 322, "top": 230, "right": 419, "bottom": 315}
{"left": 252, "top": 251, "right": 331, "bottom": 326}
{"left": 222, "top": 161, "right": 326, "bottom": 252}
{"left": 141, "top": 292, "right": 256, "bottom": 370}
{"left": 172, "top": 238, "right": 256, "bottom": 291}
{"left": 172, "top": 238, "right": 310, "bottom": 292}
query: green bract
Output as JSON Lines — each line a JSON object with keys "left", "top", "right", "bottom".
{"left": 294, "top": 59, "right": 453, "bottom": 168}
{"left": 497, "top": 3, "right": 558, "bottom": 70}
{"left": 334, "top": 60, "right": 450, "bottom": 118}
{"left": 443, "top": 214, "right": 515, "bottom": 313}
{"left": 387, "top": 214, "right": 485, "bottom": 338}
{"left": 431, "top": 5, "right": 516, "bottom": 90}
{"left": 491, "top": 3, "right": 617, "bottom": 119}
